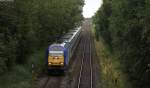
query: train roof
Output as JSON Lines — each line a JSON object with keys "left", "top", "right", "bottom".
{"left": 66, "top": 31, "right": 75, "bottom": 35}
{"left": 67, "top": 27, "right": 81, "bottom": 42}
{"left": 69, "top": 30, "right": 77, "bottom": 32}
{"left": 50, "top": 26, "right": 81, "bottom": 48}
{"left": 62, "top": 34, "right": 73, "bottom": 39}
{"left": 49, "top": 43, "right": 66, "bottom": 49}
{"left": 60, "top": 27, "right": 81, "bottom": 42}
{"left": 60, "top": 31, "right": 75, "bottom": 40}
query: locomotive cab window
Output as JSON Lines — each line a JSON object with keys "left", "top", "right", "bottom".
{"left": 49, "top": 51, "right": 64, "bottom": 56}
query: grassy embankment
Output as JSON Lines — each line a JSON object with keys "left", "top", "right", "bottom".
{"left": 0, "top": 48, "right": 46, "bottom": 88}
{"left": 92, "top": 25, "right": 132, "bottom": 88}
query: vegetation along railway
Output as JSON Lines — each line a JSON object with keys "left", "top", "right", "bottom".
{"left": 1, "top": 0, "right": 148, "bottom": 88}
{"left": 37, "top": 20, "right": 100, "bottom": 88}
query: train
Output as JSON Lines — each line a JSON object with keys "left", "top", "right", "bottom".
{"left": 46, "top": 27, "right": 81, "bottom": 72}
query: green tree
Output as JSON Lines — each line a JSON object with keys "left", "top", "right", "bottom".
{"left": 94, "top": 0, "right": 150, "bottom": 87}
{"left": 0, "top": 0, "right": 84, "bottom": 74}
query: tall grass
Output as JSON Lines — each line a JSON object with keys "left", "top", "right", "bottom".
{"left": 92, "top": 25, "right": 132, "bottom": 88}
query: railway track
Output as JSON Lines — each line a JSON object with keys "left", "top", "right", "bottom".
{"left": 42, "top": 77, "right": 50, "bottom": 88}
{"left": 39, "top": 76, "right": 63, "bottom": 88}
{"left": 77, "top": 24, "right": 93, "bottom": 88}
{"left": 38, "top": 34, "right": 84, "bottom": 88}
{"left": 38, "top": 20, "right": 98, "bottom": 88}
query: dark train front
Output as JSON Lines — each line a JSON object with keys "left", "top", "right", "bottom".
{"left": 46, "top": 27, "right": 81, "bottom": 73}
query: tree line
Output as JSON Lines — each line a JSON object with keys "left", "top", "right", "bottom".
{"left": 93, "top": 0, "right": 150, "bottom": 88}
{"left": 0, "top": 0, "right": 84, "bottom": 74}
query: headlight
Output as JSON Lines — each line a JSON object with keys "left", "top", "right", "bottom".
{"left": 48, "top": 62, "right": 52, "bottom": 65}
{"left": 60, "top": 62, "right": 64, "bottom": 65}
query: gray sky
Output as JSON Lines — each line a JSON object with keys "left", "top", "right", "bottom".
{"left": 83, "top": 0, "right": 102, "bottom": 18}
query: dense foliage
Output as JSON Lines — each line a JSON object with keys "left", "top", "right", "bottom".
{"left": 93, "top": 0, "right": 150, "bottom": 88}
{"left": 0, "top": 0, "right": 83, "bottom": 74}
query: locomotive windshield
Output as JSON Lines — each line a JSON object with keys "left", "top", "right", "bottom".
{"left": 49, "top": 51, "right": 64, "bottom": 56}
{"left": 49, "top": 45, "right": 64, "bottom": 56}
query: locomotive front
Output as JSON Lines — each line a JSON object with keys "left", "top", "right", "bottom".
{"left": 47, "top": 44, "right": 66, "bottom": 70}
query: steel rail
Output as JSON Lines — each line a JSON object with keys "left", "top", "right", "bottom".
{"left": 77, "top": 29, "right": 93, "bottom": 88}
{"left": 89, "top": 30, "right": 93, "bottom": 88}
{"left": 42, "top": 77, "right": 50, "bottom": 88}
{"left": 77, "top": 37, "right": 86, "bottom": 88}
{"left": 89, "top": 29, "right": 93, "bottom": 88}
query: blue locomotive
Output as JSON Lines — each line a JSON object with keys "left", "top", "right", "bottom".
{"left": 46, "top": 27, "right": 81, "bottom": 71}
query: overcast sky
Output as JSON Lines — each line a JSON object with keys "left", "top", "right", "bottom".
{"left": 83, "top": 0, "right": 102, "bottom": 18}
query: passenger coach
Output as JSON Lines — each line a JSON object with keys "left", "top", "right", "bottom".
{"left": 46, "top": 27, "right": 81, "bottom": 72}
